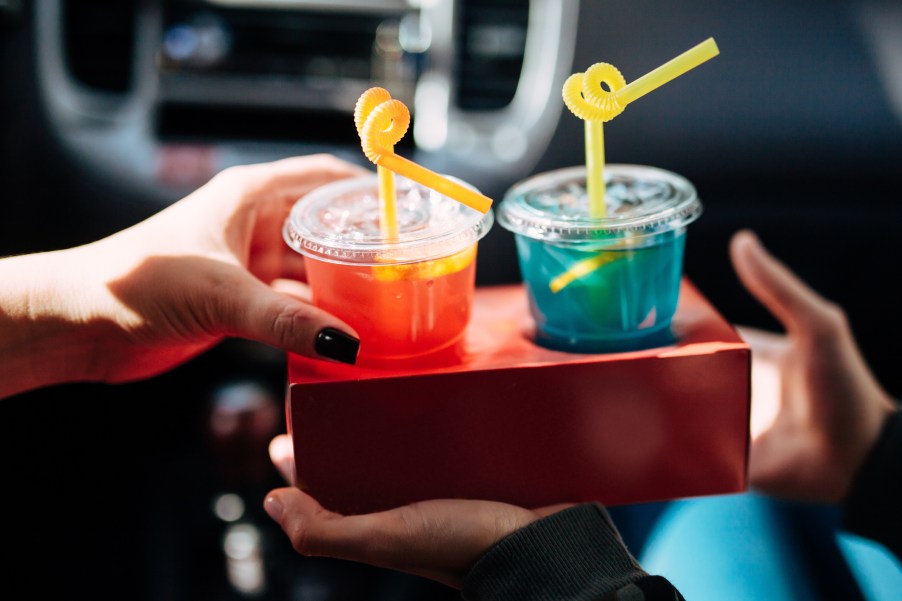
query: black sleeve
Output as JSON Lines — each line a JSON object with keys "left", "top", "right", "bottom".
{"left": 461, "top": 503, "right": 684, "bottom": 601}
{"left": 841, "top": 408, "right": 902, "bottom": 559}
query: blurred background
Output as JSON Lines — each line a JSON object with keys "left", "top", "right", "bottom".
{"left": 1, "top": 0, "right": 901, "bottom": 599}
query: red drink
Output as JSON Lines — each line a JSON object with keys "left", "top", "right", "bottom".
{"left": 284, "top": 174, "right": 493, "bottom": 365}
{"left": 305, "top": 245, "right": 477, "bottom": 360}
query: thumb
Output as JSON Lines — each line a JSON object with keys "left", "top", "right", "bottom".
{"left": 219, "top": 272, "right": 359, "bottom": 364}
{"left": 263, "top": 487, "right": 387, "bottom": 564}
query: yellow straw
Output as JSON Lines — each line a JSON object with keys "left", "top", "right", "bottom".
{"left": 356, "top": 87, "right": 493, "bottom": 215}
{"left": 615, "top": 38, "right": 719, "bottom": 106}
{"left": 377, "top": 153, "right": 492, "bottom": 214}
{"left": 562, "top": 38, "right": 720, "bottom": 219}
{"left": 585, "top": 120, "right": 605, "bottom": 218}
{"left": 549, "top": 251, "right": 619, "bottom": 293}
{"left": 377, "top": 165, "right": 398, "bottom": 239}
{"left": 355, "top": 88, "right": 401, "bottom": 236}
{"left": 555, "top": 37, "right": 720, "bottom": 292}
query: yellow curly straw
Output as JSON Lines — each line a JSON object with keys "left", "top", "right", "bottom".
{"left": 355, "top": 88, "right": 400, "bottom": 238}
{"left": 563, "top": 38, "right": 719, "bottom": 219}
{"left": 553, "top": 38, "right": 720, "bottom": 293}
{"left": 562, "top": 63, "right": 627, "bottom": 218}
{"left": 355, "top": 88, "right": 493, "bottom": 219}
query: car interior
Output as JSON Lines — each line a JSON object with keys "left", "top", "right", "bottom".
{"left": 2, "top": 1, "right": 901, "bottom": 599}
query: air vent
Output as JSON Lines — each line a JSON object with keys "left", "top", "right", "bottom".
{"left": 455, "top": 0, "right": 529, "bottom": 111}
{"left": 159, "top": 5, "right": 387, "bottom": 78}
{"left": 155, "top": 3, "right": 419, "bottom": 115}
{"left": 62, "top": 0, "right": 136, "bottom": 93}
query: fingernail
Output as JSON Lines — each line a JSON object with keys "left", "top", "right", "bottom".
{"left": 264, "top": 496, "right": 283, "bottom": 521}
{"left": 315, "top": 327, "right": 359, "bottom": 365}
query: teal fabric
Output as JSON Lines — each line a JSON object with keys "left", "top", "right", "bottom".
{"left": 640, "top": 492, "right": 902, "bottom": 601}
{"left": 836, "top": 532, "right": 902, "bottom": 601}
{"left": 640, "top": 493, "right": 821, "bottom": 600}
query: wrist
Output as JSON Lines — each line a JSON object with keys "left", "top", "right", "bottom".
{"left": 835, "top": 389, "right": 899, "bottom": 502}
{"left": 841, "top": 407, "right": 902, "bottom": 553}
{"left": 0, "top": 248, "right": 104, "bottom": 398}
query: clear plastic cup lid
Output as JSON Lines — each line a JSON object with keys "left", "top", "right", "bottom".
{"left": 497, "top": 164, "right": 702, "bottom": 243}
{"left": 283, "top": 173, "right": 494, "bottom": 265}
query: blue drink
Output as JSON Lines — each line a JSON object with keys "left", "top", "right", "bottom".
{"left": 498, "top": 165, "right": 702, "bottom": 353}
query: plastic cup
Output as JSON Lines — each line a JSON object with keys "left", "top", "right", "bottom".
{"left": 283, "top": 173, "right": 494, "bottom": 364}
{"left": 497, "top": 164, "right": 702, "bottom": 353}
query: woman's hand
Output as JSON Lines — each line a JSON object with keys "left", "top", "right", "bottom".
{"left": 0, "top": 155, "right": 369, "bottom": 398}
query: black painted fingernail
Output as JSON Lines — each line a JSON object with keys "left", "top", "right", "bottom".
{"left": 315, "top": 328, "right": 360, "bottom": 365}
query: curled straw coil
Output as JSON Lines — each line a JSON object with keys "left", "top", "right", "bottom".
{"left": 562, "top": 63, "right": 627, "bottom": 122}
{"left": 352, "top": 86, "right": 493, "bottom": 214}
{"left": 354, "top": 87, "right": 410, "bottom": 163}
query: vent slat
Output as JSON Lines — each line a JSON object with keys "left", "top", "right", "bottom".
{"left": 158, "top": 6, "right": 387, "bottom": 79}
{"left": 455, "top": 0, "right": 529, "bottom": 110}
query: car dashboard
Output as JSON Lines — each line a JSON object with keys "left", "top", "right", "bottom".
{"left": 35, "top": 0, "right": 573, "bottom": 203}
